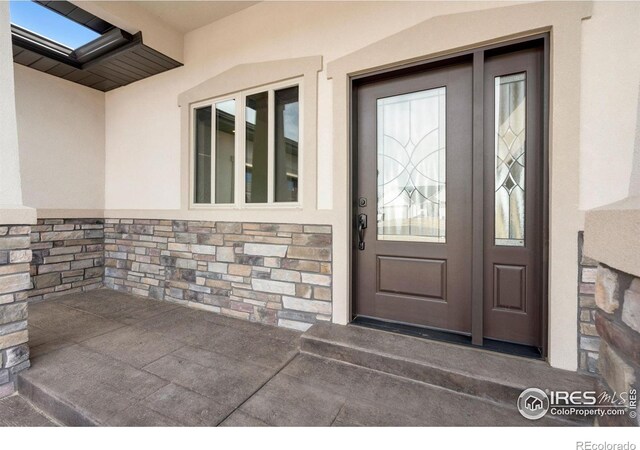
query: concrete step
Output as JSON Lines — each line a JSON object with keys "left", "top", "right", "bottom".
{"left": 301, "top": 323, "right": 595, "bottom": 423}
{"left": 17, "top": 371, "right": 99, "bottom": 426}
{"left": 0, "top": 393, "right": 61, "bottom": 426}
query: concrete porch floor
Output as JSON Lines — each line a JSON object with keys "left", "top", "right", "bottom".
{"left": 2, "top": 289, "right": 580, "bottom": 426}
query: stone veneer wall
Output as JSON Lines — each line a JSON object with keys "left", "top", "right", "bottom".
{"left": 593, "top": 264, "right": 640, "bottom": 426}
{"left": 104, "top": 219, "right": 332, "bottom": 331}
{"left": 29, "top": 219, "right": 104, "bottom": 301}
{"left": 578, "top": 231, "right": 600, "bottom": 374}
{"left": 0, "top": 225, "right": 32, "bottom": 397}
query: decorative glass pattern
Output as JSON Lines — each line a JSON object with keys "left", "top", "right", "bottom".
{"left": 376, "top": 87, "right": 446, "bottom": 242}
{"left": 494, "top": 73, "right": 526, "bottom": 247}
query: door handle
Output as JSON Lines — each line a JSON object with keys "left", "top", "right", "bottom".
{"left": 357, "top": 213, "right": 368, "bottom": 250}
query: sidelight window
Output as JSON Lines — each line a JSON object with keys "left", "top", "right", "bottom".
{"left": 192, "top": 80, "right": 301, "bottom": 207}
{"left": 494, "top": 72, "right": 526, "bottom": 247}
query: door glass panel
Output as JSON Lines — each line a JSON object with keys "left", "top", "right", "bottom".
{"left": 194, "top": 106, "right": 211, "bottom": 204}
{"left": 215, "top": 100, "right": 235, "bottom": 204}
{"left": 377, "top": 87, "right": 446, "bottom": 243}
{"left": 494, "top": 72, "right": 526, "bottom": 247}
{"left": 246, "top": 92, "right": 269, "bottom": 203}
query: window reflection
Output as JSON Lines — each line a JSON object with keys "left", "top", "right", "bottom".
{"left": 246, "top": 92, "right": 268, "bottom": 203}
{"left": 274, "top": 87, "right": 299, "bottom": 202}
{"left": 194, "top": 106, "right": 211, "bottom": 204}
{"left": 215, "top": 100, "right": 235, "bottom": 204}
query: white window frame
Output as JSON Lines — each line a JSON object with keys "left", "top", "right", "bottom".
{"left": 189, "top": 77, "right": 304, "bottom": 210}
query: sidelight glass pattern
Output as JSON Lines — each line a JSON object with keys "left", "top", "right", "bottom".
{"left": 376, "top": 87, "right": 447, "bottom": 242}
{"left": 494, "top": 72, "right": 526, "bottom": 247}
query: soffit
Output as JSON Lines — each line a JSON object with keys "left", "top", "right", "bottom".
{"left": 123, "top": 1, "right": 260, "bottom": 34}
{"left": 11, "top": 1, "right": 182, "bottom": 91}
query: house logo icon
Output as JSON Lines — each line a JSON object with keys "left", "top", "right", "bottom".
{"left": 517, "top": 388, "right": 549, "bottom": 420}
{"left": 525, "top": 395, "right": 543, "bottom": 411}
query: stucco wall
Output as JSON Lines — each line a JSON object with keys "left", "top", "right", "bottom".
{"left": 0, "top": 2, "right": 23, "bottom": 209}
{"left": 13, "top": 64, "right": 106, "bottom": 210}
{"left": 103, "top": 1, "right": 514, "bottom": 210}
{"left": 580, "top": 1, "right": 640, "bottom": 210}
{"left": 17, "top": 1, "right": 638, "bottom": 214}
{"left": 10, "top": 1, "right": 640, "bottom": 213}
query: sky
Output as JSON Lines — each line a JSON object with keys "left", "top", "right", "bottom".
{"left": 9, "top": 1, "right": 99, "bottom": 49}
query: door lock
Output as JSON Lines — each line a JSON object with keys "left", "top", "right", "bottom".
{"left": 357, "top": 213, "right": 368, "bottom": 250}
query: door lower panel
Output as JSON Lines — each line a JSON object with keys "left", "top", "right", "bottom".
{"left": 377, "top": 256, "right": 446, "bottom": 301}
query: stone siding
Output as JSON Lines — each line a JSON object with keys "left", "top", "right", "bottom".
{"left": 104, "top": 219, "right": 332, "bottom": 331}
{"left": 0, "top": 225, "right": 32, "bottom": 397}
{"left": 29, "top": 219, "right": 104, "bottom": 301}
{"left": 593, "top": 263, "right": 640, "bottom": 426}
{"left": 578, "top": 231, "right": 600, "bottom": 374}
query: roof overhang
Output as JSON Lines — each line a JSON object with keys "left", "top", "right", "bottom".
{"left": 12, "top": 1, "right": 182, "bottom": 91}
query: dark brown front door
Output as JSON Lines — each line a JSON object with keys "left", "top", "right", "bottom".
{"left": 354, "top": 60, "right": 473, "bottom": 334}
{"left": 353, "top": 41, "right": 545, "bottom": 350}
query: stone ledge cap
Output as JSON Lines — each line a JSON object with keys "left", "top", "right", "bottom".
{"left": 0, "top": 206, "right": 37, "bottom": 226}
{"left": 584, "top": 196, "right": 640, "bottom": 278}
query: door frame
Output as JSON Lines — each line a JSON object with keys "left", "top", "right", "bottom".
{"left": 348, "top": 34, "right": 550, "bottom": 357}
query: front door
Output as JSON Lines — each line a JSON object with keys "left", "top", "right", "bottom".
{"left": 353, "top": 41, "right": 545, "bottom": 350}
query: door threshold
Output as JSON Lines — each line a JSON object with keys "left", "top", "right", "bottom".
{"left": 351, "top": 316, "right": 543, "bottom": 360}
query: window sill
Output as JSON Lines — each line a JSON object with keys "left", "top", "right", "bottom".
{"left": 189, "top": 203, "right": 303, "bottom": 211}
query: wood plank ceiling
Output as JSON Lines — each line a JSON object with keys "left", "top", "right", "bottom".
{"left": 12, "top": 1, "right": 182, "bottom": 92}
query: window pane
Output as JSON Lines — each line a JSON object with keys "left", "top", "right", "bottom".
{"left": 376, "top": 87, "right": 447, "bottom": 243}
{"left": 194, "top": 106, "right": 211, "bottom": 204}
{"left": 215, "top": 100, "right": 235, "bottom": 204}
{"left": 275, "top": 86, "right": 299, "bottom": 202}
{"left": 246, "top": 92, "right": 269, "bottom": 203}
{"left": 494, "top": 73, "right": 526, "bottom": 247}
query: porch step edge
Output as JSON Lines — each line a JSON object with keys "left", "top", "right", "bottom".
{"left": 17, "top": 393, "right": 65, "bottom": 427}
{"left": 300, "top": 332, "right": 528, "bottom": 405}
{"left": 298, "top": 349, "right": 584, "bottom": 427}
{"left": 301, "top": 323, "right": 594, "bottom": 425}
{"left": 17, "top": 373, "right": 99, "bottom": 427}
